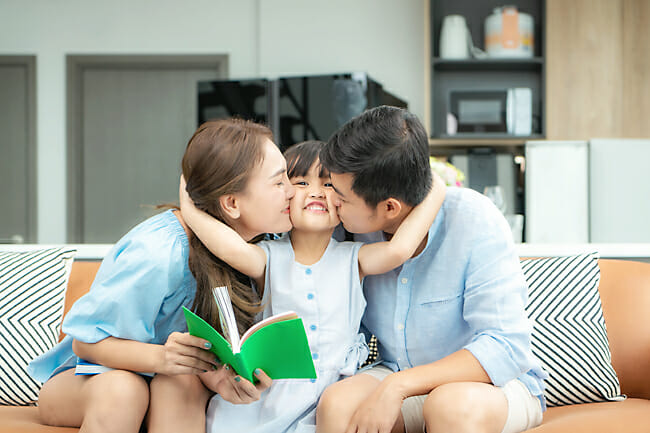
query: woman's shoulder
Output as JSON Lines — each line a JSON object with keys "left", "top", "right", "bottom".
{"left": 106, "top": 210, "right": 190, "bottom": 269}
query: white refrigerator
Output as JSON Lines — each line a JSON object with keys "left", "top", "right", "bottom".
{"left": 589, "top": 139, "right": 650, "bottom": 243}
{"left": 525, "top": 139, "right": 650, "bottom": 243}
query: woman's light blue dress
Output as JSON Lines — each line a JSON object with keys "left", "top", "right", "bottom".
{"left": 205, "top": 234, "right": 369, "bottom": 433}
{"left": 28, "top": 210, "right": 196, "bottom": 382}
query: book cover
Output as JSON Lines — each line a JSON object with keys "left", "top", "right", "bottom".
{"left": 182, "top": 299, "right": 317, "bottom": 383}
{"left": 74, "top": 358, "right": 154, "bottom": 377}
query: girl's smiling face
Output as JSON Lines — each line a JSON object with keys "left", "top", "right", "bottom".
{"left": 289, "top": 159, "right": 340, "bottom": 232}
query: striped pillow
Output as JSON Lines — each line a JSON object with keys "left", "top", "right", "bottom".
{"left": 0, "top": 247, "right": 76, "bottom": 406}
{"left": 522, "top": 253, "right": 625, "bottom": 407}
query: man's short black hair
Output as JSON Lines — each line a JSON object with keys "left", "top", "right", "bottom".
{"left": 320, "top": 105, "right": 432, "bottom": 207}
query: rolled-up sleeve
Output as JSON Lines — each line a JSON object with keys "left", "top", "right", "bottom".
{"left": 462, "top": 204, "right": 534, "bottom": 386}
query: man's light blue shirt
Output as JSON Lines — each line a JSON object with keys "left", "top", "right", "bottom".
{"left": 356, "top": 187, "right": 547, "bottom": 408}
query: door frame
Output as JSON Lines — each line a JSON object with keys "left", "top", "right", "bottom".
{"left": 0, "top": 55, "right": 37, "bottom": 243}
{"left": 66, "top": 54, "right": 228, "bottom": 242}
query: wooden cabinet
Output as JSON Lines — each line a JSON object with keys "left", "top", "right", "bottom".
{"left": 546, "top": 0, "right": 650, "bottom": 140}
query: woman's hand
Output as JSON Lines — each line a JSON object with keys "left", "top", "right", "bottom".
{"left": 155, "top": 331, "right": 220, "bottom": 376}
{"left": 200, "top": 365, "right": 273, "bottom": 404}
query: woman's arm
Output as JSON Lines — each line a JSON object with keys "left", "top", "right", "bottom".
{"left": 179, "top": 176, "right": 266, "bottom": 280}
{"left": 72, "top": 333, "right": 219, "bottom": 376}
{"left": 357, "top": 172, "right": 446, "bottom": 278}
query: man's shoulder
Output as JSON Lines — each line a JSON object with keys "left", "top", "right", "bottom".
{"left": 443, "top": 187, "right": 502, "bottom": 227}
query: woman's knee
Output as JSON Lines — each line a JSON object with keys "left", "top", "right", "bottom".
{"left": 37, "top": 370, "right": 86, "bottom": 427}
{"left": 150, "top": 373, "right": 210, "bottom": 406}
{"left": 87, "top": 370, "right": 150, "bottom": 412}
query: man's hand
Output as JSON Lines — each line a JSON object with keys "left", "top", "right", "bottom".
{"left": 345, "top": 377, "right": 406, "bottom": 433}
{"left": 200, "top": 365, "right": 272, "bottom": 405}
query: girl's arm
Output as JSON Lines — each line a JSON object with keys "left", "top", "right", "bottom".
{"left": 179, "top": 176, "right": 266, "bottom": 281}
{"left": 72, "top": 332, "right": 219, "bottom": 376}
{"left": 357, "top": 172, "right": 446, "bottom": 278}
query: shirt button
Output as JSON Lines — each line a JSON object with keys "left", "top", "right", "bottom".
{"left": 310, "top": 325, "right": 317, "bottom": 331}
{"left": 401, "top": 277, "right": 408, "bottom": 284}
{"left": 312, "top": 353, "right": 319, "bottom": 360}
{"left": 305, "top": 268, "right": 312, "bottom": 275}
{"left": 397, "top": 324, "right": 404, "bottom": 331}
{"left": 307, "top": 293, "right": 314, "bottom": 300}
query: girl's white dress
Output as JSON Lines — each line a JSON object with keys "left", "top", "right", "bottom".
{"left": 205, "top": 234, "right": 368, "bottom": 433}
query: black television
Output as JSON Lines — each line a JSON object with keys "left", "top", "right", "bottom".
{"left": 197, "top": 73, "right": 407, "bottom": 150}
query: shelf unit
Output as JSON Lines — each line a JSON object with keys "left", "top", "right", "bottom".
{"left": 426, "top": 0, "right": 546, "bottom": 229}
{"left": 429, "top": 0, "right": 546, "bottom": 148}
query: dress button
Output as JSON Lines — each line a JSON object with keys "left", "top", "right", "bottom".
{"left": 310, "top": 378, "right": 316, "bottom": 383}
{"left": 312, "top": 353, "right": 319, "bottom": 360}
{"left": 306, "top": 268, "right": 312, "bottom": 275}
{"left": 310, "top": 324, "right": 317, "bottom": 331}
{"left": 307, "top": 293, "right": 314, "bottom": 300}
{"left": 401, "top": 277, "right": 408, "bottom": 284}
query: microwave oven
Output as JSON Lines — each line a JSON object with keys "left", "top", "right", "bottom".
{"left": 447, "top": 88, "right": 532, "bottom": 136}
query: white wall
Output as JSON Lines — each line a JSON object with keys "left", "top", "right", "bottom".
{"left": 0, "top": 0, "right": 425, "bottom": 242}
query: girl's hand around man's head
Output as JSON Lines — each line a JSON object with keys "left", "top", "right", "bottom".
{"left": 199, "top": 365, "right": 272, "bottom": 404}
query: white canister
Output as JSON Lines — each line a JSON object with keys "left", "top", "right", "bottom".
{"left": 439, "top": 15, "right": 470, "bottom": 59}
{"left": 485, "top": 6, "right": 534, "bottom": 58}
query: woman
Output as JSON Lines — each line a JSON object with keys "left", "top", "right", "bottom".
{"left": 28, "top": 119, "right": 295, "bottom": 433}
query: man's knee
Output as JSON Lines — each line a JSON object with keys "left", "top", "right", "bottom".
{"left": 423, "top": 383, "right": 490, "bottom": 431}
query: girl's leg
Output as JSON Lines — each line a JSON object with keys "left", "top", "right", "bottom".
{"left": 316, "top": 373, "right": 406, "bottom": 433}
{"left": 147, "top": 373, "right": 212, "bottom": 433}
{"left": 37, "top": 368, "right": 150, "bottom": 433}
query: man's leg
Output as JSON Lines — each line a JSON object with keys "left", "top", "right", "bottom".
{"left": 423, "top": 382, "right": 508, "bottom": 433}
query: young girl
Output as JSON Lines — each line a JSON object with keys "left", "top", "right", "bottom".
{"left": 28, "top": 119, "right": 292, "bottom": 433}
{"left": 180, "top": 140, "right": 445, "bottom": 433}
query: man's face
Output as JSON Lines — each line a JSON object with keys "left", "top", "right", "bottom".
{"left": 329, "top": 172, "right": 385, "bottom": 234}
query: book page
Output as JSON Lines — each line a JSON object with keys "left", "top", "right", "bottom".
{"left": 240, "top": 310, "right": 298, "bottom": 345}
{"left": 212, "top": 286, "right": 241, "bottom": 352}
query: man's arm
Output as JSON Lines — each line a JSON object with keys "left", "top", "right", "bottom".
{"left": 357, "top": 172, "right": 446, "bottom": 278}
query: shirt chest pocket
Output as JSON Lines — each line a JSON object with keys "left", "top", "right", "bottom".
{"left": 408, "top": 294, "right": 464, "bottom": 347}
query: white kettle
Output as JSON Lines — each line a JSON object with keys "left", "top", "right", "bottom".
{"left": 439, "top": 15, "right": 470, "bottom": 59}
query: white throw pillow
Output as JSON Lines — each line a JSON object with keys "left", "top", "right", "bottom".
{"left": 522, "top": 253, "right": 625, "bottom": 406}
{"left": 0, "top": 247, "right": 76, "bottom": 406}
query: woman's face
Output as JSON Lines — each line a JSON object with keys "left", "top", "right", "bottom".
{"left": 234, "top": 138, "right": 295, "bottom": 239}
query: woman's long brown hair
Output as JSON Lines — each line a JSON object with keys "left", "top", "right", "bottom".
{"left": 182, "top": 119, "right": 272, "bottom": 336}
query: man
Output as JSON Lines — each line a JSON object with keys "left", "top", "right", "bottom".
{"left": 317, "top": 106, "right": 546, "bottom": 433}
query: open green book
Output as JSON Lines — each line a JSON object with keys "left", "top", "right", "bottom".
{"left": 182, "top": 287, "right": 316, "bottom": 383}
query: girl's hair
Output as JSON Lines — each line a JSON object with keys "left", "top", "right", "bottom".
{"left": 284, "top": 140, "right": 329, "bottom": 179}
{"left": 182, "top": 118, "right": 272, "bottom": 336}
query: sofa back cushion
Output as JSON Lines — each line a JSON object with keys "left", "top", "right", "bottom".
{"left": 598, "top": 259, "right": 650, "bottom": 400}
{"left": 60, "top": 261, "right": 101, "bottom": 341}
